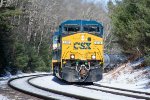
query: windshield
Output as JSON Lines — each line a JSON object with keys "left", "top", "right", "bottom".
{"left": 83, "top": 25, "right": 100, "bottom": 32}
{"left": 63, "top": 25, "right": 80, "bottom": 33}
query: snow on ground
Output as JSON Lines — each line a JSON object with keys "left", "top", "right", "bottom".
{"left": 98, "top": 60, "right": 150, "bottom": 93}
{"left": 1, "top": 61, "right": 150, "bottom": 99}
{"left": 0, "top": 72, "right": 50, "bottom": 81}
{"left": 0, "top": 94, "right": 9, "bottom": 100}
{"left": 11, "top": 72, "right": 50, "bottom": 78}
{"left": 0, "top": 72, "right": 50, "bottom": 89}
{"left": 0, "top": 80, "right": 7, "bottom": 84}
{"left": 30, "top": 76, "right": 140, "bottom": 100}
{"left": 0, "top": 72, "right": 50, "bottom": 100}
{"left": 0, "top": 77, "right": 43, "bottom": 100}
{"left": 10, "top": 76, "right": 75, "bottom": 100}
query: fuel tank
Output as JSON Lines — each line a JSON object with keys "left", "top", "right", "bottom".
{"left": 104, "top": 54, "right": 127, "bottom": 68}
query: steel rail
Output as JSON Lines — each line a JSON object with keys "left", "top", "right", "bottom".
{"left": 77, "top": 84, "right": 150, "bottom": 100}
{"left": 8, "top": 74, "right": 60, "bottom": 100}
{"left": 94, "top": 83, "right": 150, "bottom": 95}
{"left": 28, "top": 76, "right": 97, "bottom": 100}
{"left": 9, "top": 74, "right": 150, "bottom": 100}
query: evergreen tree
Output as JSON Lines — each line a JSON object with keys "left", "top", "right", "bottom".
{"left": 110, "top": 0, "right": 150, "bottom": 57}
{"left": 0, "top": 0, "right": 109, "bottom": 74}
{"left": 14, "top": 42, "right": 29, "bottom": 70}
{"left": 0, "top": 7, "right": 21, "bottom": 74}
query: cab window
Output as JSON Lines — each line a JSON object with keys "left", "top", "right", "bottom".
{"left": 83, "top": 25, "right": 100, "bottom": 32}
{"left": 63, "top": 25, "right": 80, "bottom": 33}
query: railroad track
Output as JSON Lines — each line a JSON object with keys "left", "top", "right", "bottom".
{"left": 28, "top": 76, "right": 98, "bottom": 100}
{"left": 94, "top": 83, "right": 150, "bottom": 96}
{"left": 8, "top": 74, "right": 78, "bottom": 100}
{"left": 27, "top": 76, "right": 149, "bottom": 100}
{"left": 8, "top": 74, "right": 150, "bottom": 100}
{"left": 77, "top": 83, "right": 150, "bottom": 100}
{"left": 8, "top": 74, "right": 95, "bottom": 100}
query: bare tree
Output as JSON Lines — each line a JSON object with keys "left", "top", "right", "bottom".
{"left": 4, "top": 0, "right": 115, "bottom": 72}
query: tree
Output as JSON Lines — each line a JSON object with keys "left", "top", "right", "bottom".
{"left": 0, "top": 5, "right": 21, "bottom": 74}
{"left": 110, "top": 0, "right": 150, "bottom": 57}
{"left": 1, "top": 0, "right": 111, "bottom": 74}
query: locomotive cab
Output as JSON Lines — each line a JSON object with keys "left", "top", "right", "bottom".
{"left": 52, "top": 20, "right": 104, "bottom": 82}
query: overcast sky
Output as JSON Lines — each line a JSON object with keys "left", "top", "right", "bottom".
{"left": 96, "top": 0, "right": 109, "bottom": 4}
{"left": 87, "top": 0, "right": 110, "bottom": 9}
{"left": 87, "top": 0, "right": 117, "bottom": 11}
{"left": 88, "top": 0, "right": 116, "bottom": 5}
{"left": 88, "top": 0, "right": 110, "bottom": 4}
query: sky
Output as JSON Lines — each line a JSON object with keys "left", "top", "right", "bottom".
{"left": 87, "top": 0, "right": 110, "bottom": 4}
{"left": 87, "top": 0, "right": 116, "bottom": 5}
{"left": 95, "top": 0, "right": 110, "bottom": 4}
{"left": 87, "top": 0, "right": 118, "bottom": 11}
{"left": 87, "top": 0, "right": 111, "bottom": 10}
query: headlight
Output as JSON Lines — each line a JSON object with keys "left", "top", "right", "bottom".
{"left": 94, "top": 41, "right": 103, "bottom": 45}
{"left": 63, "top": 40, "right": 71, "bottom": 44}
{"left": 91, "top": 55, "right": 96, "bottom": 59}
{"left": 70, "top": 54, "right": 75, "bottom": 59}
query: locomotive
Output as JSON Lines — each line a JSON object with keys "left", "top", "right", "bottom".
{"left": 52, "top": 20, "right": 104, "bottom": 82}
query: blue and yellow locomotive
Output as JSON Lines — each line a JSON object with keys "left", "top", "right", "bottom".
{"left": 52, "top": 20, "right": 104, "bottom": 82}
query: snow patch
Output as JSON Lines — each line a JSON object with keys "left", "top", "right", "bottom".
{"left": 0, "top": 94, "right": 9, "bottom": 100}
{"left": 0, "top": 72, "right": 50, "bottom": 80}
{"left": 30, "top": 76, "right": 138, "bottom": 100}
{"left": 99, "top": 60, "right": 150, "bottom": 93}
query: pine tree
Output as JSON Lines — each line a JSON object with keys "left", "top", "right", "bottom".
{"left": 110, "top": 0, "right": 150, "bottom": 57}
{"left": 0, "top": 7, "right": 21, "bottom": 74}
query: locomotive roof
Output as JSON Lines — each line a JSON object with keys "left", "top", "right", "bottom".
{"left": 54, "top": 20, "right": 103, "bottom": 36}
{"left": 60, "top": 20, "right": 103, "bottom": 26}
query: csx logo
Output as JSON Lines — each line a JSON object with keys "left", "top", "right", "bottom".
{"left": 74, "top": 42, "right": 91, "bottom": 50}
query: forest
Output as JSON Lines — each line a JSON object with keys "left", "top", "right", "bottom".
{"left": 0, "top": 0, "right": 150, "bottom": 75}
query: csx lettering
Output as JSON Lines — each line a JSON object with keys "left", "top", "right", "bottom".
{"left": 74, "top": 42, "right": 91, "bottom": 50}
